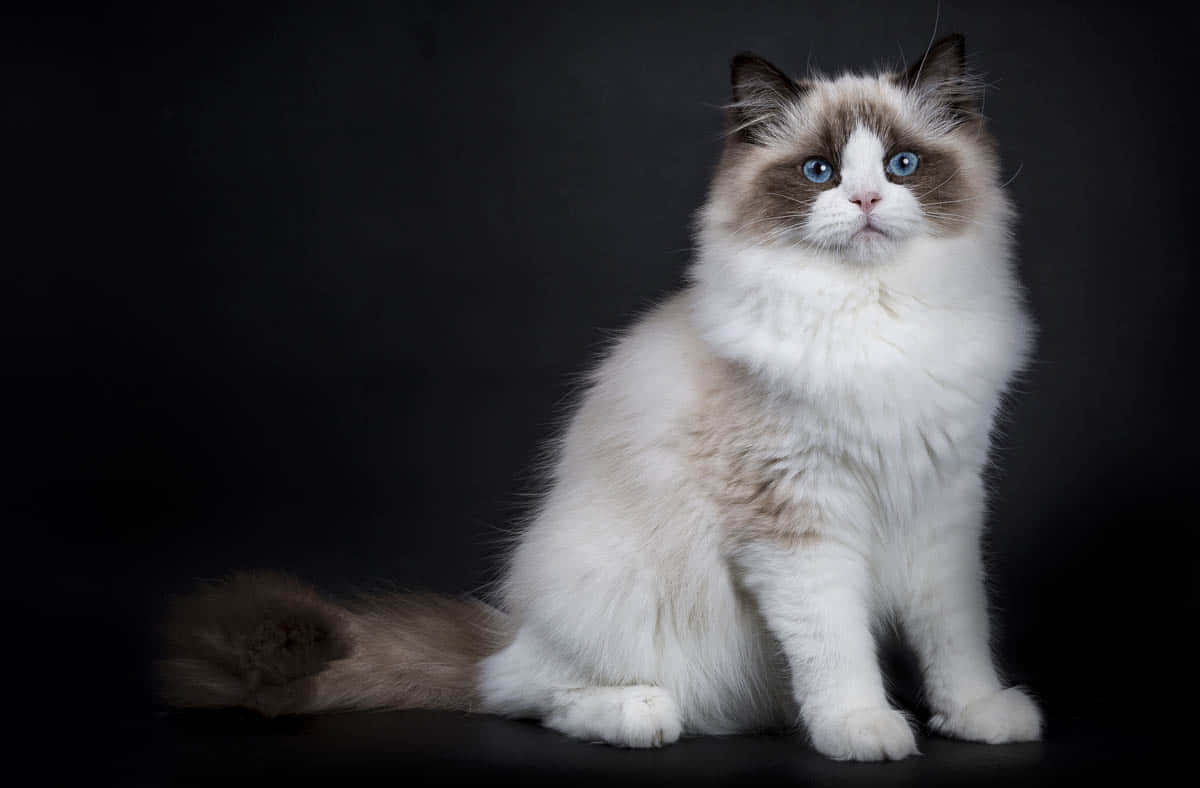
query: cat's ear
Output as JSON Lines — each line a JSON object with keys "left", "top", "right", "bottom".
{"left": 729, "top": 53, "right": 807, "bottom": 145}
{"left": 900, "top": 33, "right": 980, "bottom": 121}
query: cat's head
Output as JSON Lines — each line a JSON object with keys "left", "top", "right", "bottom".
{"left": 702, "top": 34, "right": 1001, "bottom": 265}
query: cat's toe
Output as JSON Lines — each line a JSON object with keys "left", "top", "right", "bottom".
{"left": 930, "top": 687, "right": 1043, "bottom": 744}
{"left": 617, "top": 687, "right": 683, "bottom": 748}
{"left": 544, "top": 685, "right": 682, "bottom": 748}
{"left": 808, "top": 707, "right": 919, "bottom": 761}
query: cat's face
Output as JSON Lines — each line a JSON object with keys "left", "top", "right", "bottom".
{"left": 706, "top": 35, "right": 999, "bottom": 265}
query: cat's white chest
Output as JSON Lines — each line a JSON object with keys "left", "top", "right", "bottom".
{"left": 758, "top": 292, "right": 1016, "bottom": 537}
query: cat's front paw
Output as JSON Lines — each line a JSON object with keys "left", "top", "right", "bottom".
{"left": 807, "top": 707, "right": 919, "bottom": 761}
{"left": 929, "top": 687, "right": 1043, "bottom": 744}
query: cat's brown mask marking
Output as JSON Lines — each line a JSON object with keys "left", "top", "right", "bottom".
{"left": 720, "top": 35, "right": 995, "bottom": 249}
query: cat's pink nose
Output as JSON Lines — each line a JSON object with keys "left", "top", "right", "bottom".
{"left": 849, "top": 191, "right": 881, "bottom": 213}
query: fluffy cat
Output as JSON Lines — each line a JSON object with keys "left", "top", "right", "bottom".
{"left": 160, "top": 34, "right": 1043, "bottom": 761}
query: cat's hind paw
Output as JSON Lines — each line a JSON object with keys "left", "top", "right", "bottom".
{"left": 545, "top": 685, "right": 683, "bottom": 748}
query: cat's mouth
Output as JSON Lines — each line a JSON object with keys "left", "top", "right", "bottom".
{"left": 853, "top": 221, "right": 890, "bottom": 240}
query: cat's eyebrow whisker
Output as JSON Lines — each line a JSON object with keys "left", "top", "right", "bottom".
{"left": 910, "top": 1, "right": 943, "bottom": 88}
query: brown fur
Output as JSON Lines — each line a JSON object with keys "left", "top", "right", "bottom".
{"left": 729, "top": 52, "right": 809, "bottom": 145}
{"left": 159, "top": 571, "right": 509, "bottom": 716}
{"left": 305, "top": 591, "right": 510, "bottom": 713}
{"left": 897, "top": 34, "right": 977, "bottom": 125}
{"left": 686, "top": 355, "right": 826, "bottom": 551}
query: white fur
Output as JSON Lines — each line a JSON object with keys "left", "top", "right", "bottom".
{"left": 477, "top": 76, "right": 1041, "bottom": 760}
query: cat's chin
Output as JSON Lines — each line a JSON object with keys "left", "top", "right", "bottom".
{"left": 836, "top": 232, "right": 906, "bottom": 265}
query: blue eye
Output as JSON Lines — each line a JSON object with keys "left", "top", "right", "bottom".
{"left": 802, "top": 158, "right": 833, "bottom": 183}
{"left": 887, "top": 151, "right": 919, "bottom": 177}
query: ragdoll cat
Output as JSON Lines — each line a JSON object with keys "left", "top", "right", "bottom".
{"left": 161, "top": 34, "right": 1043, "bottom": 761}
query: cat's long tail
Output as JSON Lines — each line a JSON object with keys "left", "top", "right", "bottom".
{"left": 158, "top": 571, "right": 509, "bottom": 716}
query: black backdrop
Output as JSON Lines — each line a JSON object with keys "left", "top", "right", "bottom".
{"left": 8, "top": 0, "right": 1198, "bottom": 782}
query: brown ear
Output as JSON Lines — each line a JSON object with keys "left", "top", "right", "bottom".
{"left": 904, "top": 34, "right": 966, "bottom": 89}
{"left": 901, "top": 34, "right": 979, "bottom": 121}
{"left": 729, "top": 53, "right": 807, "bottom": 144}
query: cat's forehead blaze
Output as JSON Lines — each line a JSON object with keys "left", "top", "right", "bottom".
{"left": 807, "top": 98, "right": 900, "bottom": 164}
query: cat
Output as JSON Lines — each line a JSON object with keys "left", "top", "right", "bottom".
{"left": 160, "top": 33, "right": 1043, "bottom": 762}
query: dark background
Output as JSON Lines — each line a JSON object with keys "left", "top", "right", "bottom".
{"left": 7, "top": 0, "right": 1197, "bottom": 784}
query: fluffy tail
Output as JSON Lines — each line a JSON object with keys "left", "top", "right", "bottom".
{"left": 159, "top": 571, "right": 508, "bottom": 716}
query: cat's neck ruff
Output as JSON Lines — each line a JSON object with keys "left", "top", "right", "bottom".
{"left": 687, "top": 209, "right": 1031, "bottom": 421}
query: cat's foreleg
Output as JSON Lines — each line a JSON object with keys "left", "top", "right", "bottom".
{"left": 901, "top": 494, "right": 1043, "bottom": 744}
{"left": 733, "top": 536, "right": 919, "bottom": 761}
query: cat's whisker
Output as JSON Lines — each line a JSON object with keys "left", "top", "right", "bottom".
{"left": 765, "top": 192, "right": 813, "bottom": 208}
{"left": 921, "top": 195, "right": 985, "bottom": 207}
{"left": 913, "top": 165, "right": 966, "bottom": 200}
{"left": 731, "top": 213, "right": 811, "bottom": 237}
{"left": 998, "top": 162, "right": 1024, "bottom": 189}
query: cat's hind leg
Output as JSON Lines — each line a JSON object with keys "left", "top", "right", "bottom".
{"left": 543, "top": 685, "right": 682, "bottom": 748}
{"left": 478, "top": 625, "right": 682, "bottom": 748}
